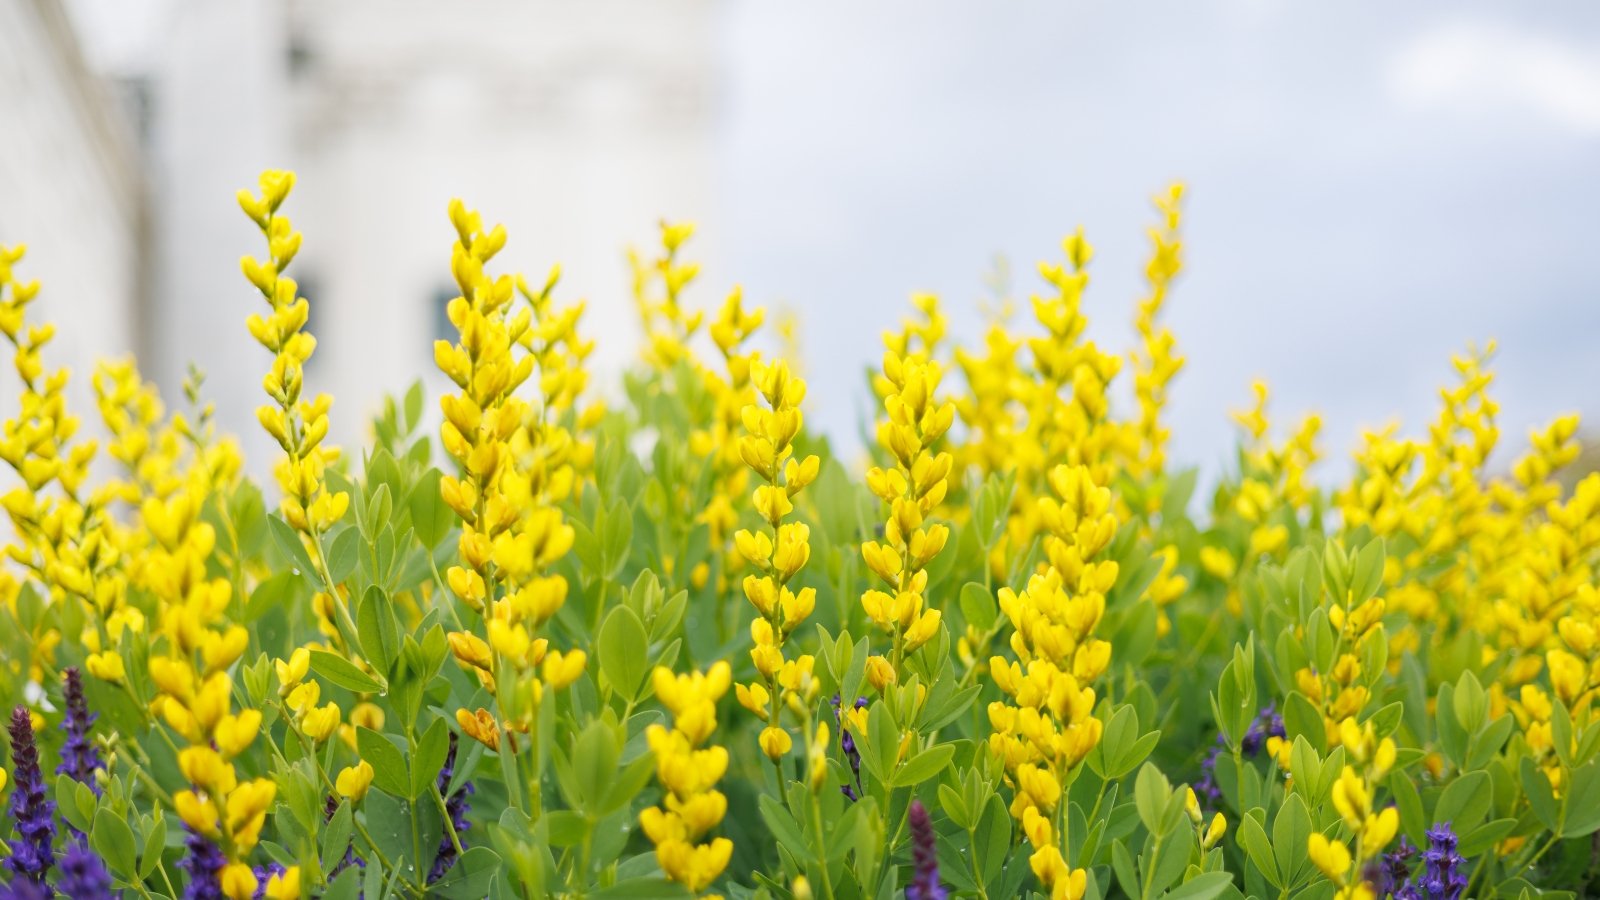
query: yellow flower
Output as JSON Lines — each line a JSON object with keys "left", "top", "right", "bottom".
{"left": 221, "top": 863, "right": 258, "bottom": 900}
{"left": 85, "top": 651, "right": 125, "bottom": 683}
{"left": 759, "top": 726, "right": 791, "bottom": 760}
{"left": 265, "top": 867, "right": 301, "bottom": 900}
{"left": 542, "top": 649, "right": 587, "bottom": 690}
{"left": 300, "top": 703, "right": 341, "bottom": 742}
{"left": 1308, "top": 833, "right": 1351, "bottom": 883}
{"left": 336, "top": 760, "right": 375, "bottom": 803}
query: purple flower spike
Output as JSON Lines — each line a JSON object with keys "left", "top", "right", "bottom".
{"left": 429, "top": 732, "right": 475, "bottom": 884}
{"left": 906, "top": 799, "right": 947, "bottom": 900}
{"left": 57, "top": 841, "right": 117, "bottom": 899}
{"left": 832, "top": 695, "right": 867, "bottom": 802}
{"left": 0, "top": 878, "right": 50, "bottom": 900}
{"left": 6, "top": 706, "right": 58, "bottom": 889}
{"left": 178, "top": 827, "right": 226, "bottom": 900}
{"left": 58, "top": 668, "right": 104, "bottom": 794}
{"left": 1391, "top": 822, "right": 1468, "bottom": 900}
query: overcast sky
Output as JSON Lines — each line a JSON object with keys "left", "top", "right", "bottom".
{"left": 65, "top": 0, "right": 1600, "bottom": 480}
{"left": 715, "top": 1, "right": 1600, "bottom": 477}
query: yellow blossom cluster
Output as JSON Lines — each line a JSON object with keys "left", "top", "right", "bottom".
{"left": 987, "top": 464, "right": 1118, "bottom": 900}
{"left": 730, "top": 357, "right": 821, "bottom": 760}
{"left": 1307, "top": 720, "right": 1399, "bottom": 900}
{"left": 435, "top": 199, "right": 588, "bottom": 747}
{"left": 860, "top": 347, "right": 955, "bottom": 685}
{"left": 238, "top": 170, "right": 349, "bottom": 539}
{"left": 641, "top": 663, "right": 735, "bottom": 897}
{"left": 692, "top": 287, "right": 765, "bottom": 602}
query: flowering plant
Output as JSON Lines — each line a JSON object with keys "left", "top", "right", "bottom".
{"left": 0, "top": 174, "right": 1594, "bottom": 899}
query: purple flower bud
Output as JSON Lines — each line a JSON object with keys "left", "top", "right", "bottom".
{"left": 906, "top": 800, "right": 946, "bottom": 900}
{"left": 178, "top": 827, "right": 226, "bottom": 900}
{"left": 429, "top": 733, "right": 474, "bottom": 884}
{"left": 57, "top": 841, "right": 117, "bottom": 899}
{"left": 57, "top": 668, "right": 103, "bottom": 794}
{"left": 6, "top": 706, "right": 57, "bottom": 889}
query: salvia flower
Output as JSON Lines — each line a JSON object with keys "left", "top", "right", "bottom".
{"left": 57, "top": 841, "right": 116, "bottom": 900}
{"left": 58, "top": 668, "right": 104, "bottom": 795}
{"left": 906, "top": 799, "right": 946, "bottom": 900}
{"left": 0, "top": 879, "right": 49, "bottom": 900}
{"left": 429, "top": 733, "right": 475, "bottom": 884}
{"left": 6, "top": 706, "right": 57, "bottom": 888}
{"left": 1395, "top": 823, "right": 1467, "bottom": 900}
{"left": 179, "top": 827, "right": 226, "bottom": 900}
{"left": 1369, "top": 835, "right": 1416, "bottom": 898}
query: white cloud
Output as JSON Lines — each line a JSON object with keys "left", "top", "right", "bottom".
{"left": 1389, "top": 21, "right": 1600, "bottom": 135}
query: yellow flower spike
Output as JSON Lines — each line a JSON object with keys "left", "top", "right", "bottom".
{"left": 1203, "top": 812, "right": 1227, "bottom": 850}
{"left": 336, "top": 760, "right": 375, "bottom": 803}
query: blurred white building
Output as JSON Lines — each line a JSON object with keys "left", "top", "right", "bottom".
{"left": 81, "top": 0, "right": 719, "bottom": 463}
{"left": 0, "top": 0, "right": 144, "bottom": 411}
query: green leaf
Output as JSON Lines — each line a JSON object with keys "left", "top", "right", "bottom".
{"left": 429, "top": 847, "right": 503, "bottom": 898}
{"left": 1520, "top": 756, "right": 1560, "bottom": 832}
{"left": 1162, "top": 871, "right": 1234, "bottom": 900}
{"left": 412, "top": 718, "right": 450, "bottom": 799}
{"left": 322, "top": 799, "right": 354, "bottom": 867}
{"left": 759, "top": 794, "right": 813, "bottom": 864}
{"left": 327, "top": 526, "right": 361, "bottom": 583}
{"left": 862, "top": 701, "right": 897, "bottom": 786}
{"left": 268, "top": 515, "right": 321, "bottom": 587}
{"left": 310, "top": 649, "right": 384, "bottom": 694}
{"left": 1349, "top": 538, "right": 1385, "bottom": 603}
{"left": 92, "top": 806, "right": 137, "bottom": 878}
{"left": 356, "top": 727, "right": 409, "bottom": 797}
{"left": 1561, "top": 760, "right": 1600, "bottom": 836}
{"left": 1389, "top": 771, "right": 1426, "bottom": 846}
{"left": 602, "top": 752, "right": 658, "bottom": 817}
{"left": 1282, "top": 692, "right": 1325, "bottom": 752}
{"left": 959, "top": 581, "right": 997, "bottom": 632}
{"left": 893, "top": 744, "right": 955, "bottom": 787}
{"left": 592, "top": 878, "right": 692, "bottom": 899}
{"left": 245, "top": 570, "right": 300, "bottom": 623}
{"left": 598, "top": 606, "right": 651, "bottom": 702}
{"left": 1134, "top": 762, "right": 1173, "bottom": 836}
{"left": 574, "top": 721, "right": 621, "bottom": 817}
{"left": 1272, "top": 792, "right": 1311, "bottom": 889}
{"left": 139, "top": 814, "right": 167, "bottom": 879}
{"left": 408, "top": 468, "right": 454, "bottom": 549}
{"left": 1434, "top": 772, "right": 1490, "bottom": 831}
{"left": 1236, "top": 812, "right": 1279, "bottom": 888}
{"left": 357, "top": 585, "right": 398, "bottom": 677}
